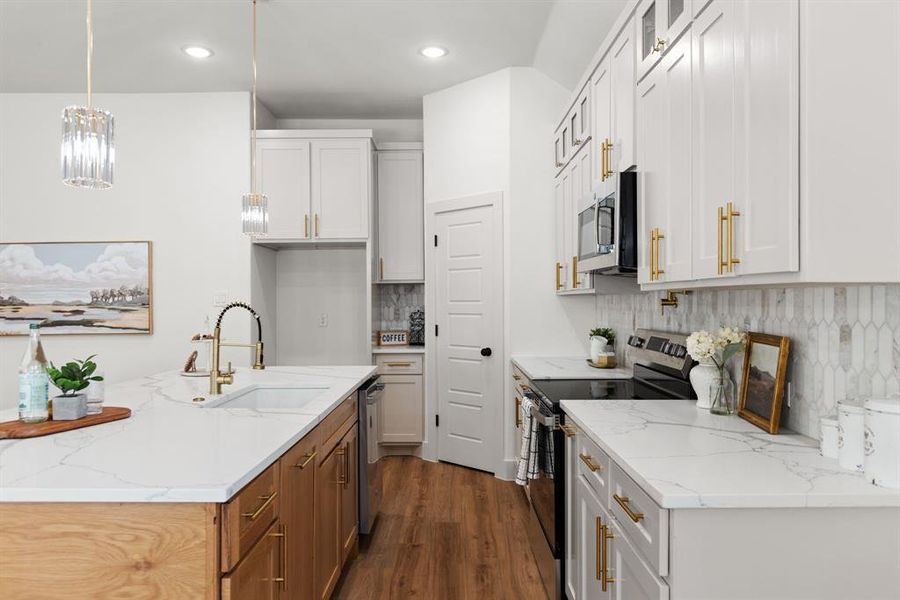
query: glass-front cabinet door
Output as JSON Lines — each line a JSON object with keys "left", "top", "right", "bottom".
{"left": 636, "top": 0, "right": 692, "bottom": 81}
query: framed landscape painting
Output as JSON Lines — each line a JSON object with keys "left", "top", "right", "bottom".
{"left": 0, "top": 241, "right": 152, "bottom": 335}
{"left": 738, "top": 332, "right": 791, "bottom": 434}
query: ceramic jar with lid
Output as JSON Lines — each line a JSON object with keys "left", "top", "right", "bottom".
{"left": 864, "top": 398, "right": 900, "bottom": 489}
{"left": 837, "top": 399, "right": 865, "bottom": 472}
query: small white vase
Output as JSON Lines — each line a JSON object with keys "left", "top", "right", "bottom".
{"left": 690, "top": 361, "right": 727, "bottom": 410}
{"left": 590, "top": 336, "right": 608, "bottom": 363}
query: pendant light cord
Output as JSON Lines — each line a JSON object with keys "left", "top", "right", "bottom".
{"left": 250, "top": 0, "right": 258, "bottom": 194}
{"left": 86, "top": 0, "right": 93, "bottom": 108}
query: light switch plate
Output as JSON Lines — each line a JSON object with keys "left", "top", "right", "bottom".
{"left": 213, "top": 291, "right": 228, "bottom": 307}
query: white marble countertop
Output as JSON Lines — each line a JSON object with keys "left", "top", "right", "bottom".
{"left": 372, "top": 346, "right": 425, "bottom": 354}
{"left": 512, "top": 355, "right": 632, "bottom": 380}
{"left": 0, "top": 365, "right": 376, "bottom": 503}
{"left": 562, "top": 399, "right": 900, "bottom": 509}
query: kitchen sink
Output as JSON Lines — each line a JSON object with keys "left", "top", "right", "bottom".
{"left": 199, "top": 385, "right": 330, "bottom": 410}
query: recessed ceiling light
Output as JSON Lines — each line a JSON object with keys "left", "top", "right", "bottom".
{"left": 419, "top": 46, "right": 448, "bottom": 59}
{"left": 183, "top": 46, "right": 214, "bottom": 59}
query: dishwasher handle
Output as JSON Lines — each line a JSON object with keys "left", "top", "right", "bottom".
{"left": 365, "top": 381, "right": 385, "bottom": 404}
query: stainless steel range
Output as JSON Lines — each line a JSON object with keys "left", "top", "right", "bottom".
{"left": 522, "top": 329, "right": 695, "bottom": 600}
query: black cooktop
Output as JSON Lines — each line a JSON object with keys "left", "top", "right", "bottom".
{"left": 531, "top": 365, "right": 696, "bottom": 406}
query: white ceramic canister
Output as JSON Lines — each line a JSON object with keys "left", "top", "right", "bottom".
{"left": 864, "top": 398, "right": 900, "bottom": 489}
{"left": 820, "top": 416, "right": 839, "bottom": 459}
{"left": 837, "top": 400, "right": 866, "bottom": 472}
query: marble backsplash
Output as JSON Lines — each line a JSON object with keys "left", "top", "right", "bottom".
{"left": 373, "top": 283, "right": 424, "bottom": 332}
{"left": 592, "top": 285, "right": 900, "bottom": 438}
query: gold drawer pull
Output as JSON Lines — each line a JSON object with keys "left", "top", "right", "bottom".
{"left": 336, "top": 447, "right": 346, "bottom": 485}
{"left": 242, "top": 491, "right": 277, "bottom": 521}
{"left": 595, "top": 516, "right": 603, "bottom": 581}
{"left": 515, "top": 396, "right": 522, "bottom": 428}
{"left": 269, "top": 524, "right": 287, "bottom": 587}
{"left": 580, "top": 453, "right": 602, "bottom": 472}
{"left": 385, "top": 361, "right": 413, "bottom": 367}
{"left": 513, "top": 374, "right": 522, "bottom": 381}
{"left": 559, "top": 423, "right": 577, "bottom": 438}
{"left": 555, "top": 261, "right": 562, "bottom": 291}
{"left": 572, "top": 255, "right": 578, "bottom": 288}
{"left": 613, "top": 494, "right": 644, "bottom": 523}
{"left": 292, "top": 451, "right": 317, "bottom": 469}
{"left": 600, "top": 519, "right": 615, "bottom": 590}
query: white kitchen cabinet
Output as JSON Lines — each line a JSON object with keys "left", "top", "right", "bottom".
{"left": 376, "top": 150, "right": 424, "bottom": 281}
{"left": 691, "top": 0, "right": 799, "bottom": 281}
{"left": 564, "top": 426, "right": 580, "bottom": 600}
{"left": 636, "top": 28, "right": 693, "bottom": 285}
{"left": 378, "top": 373, "right": 424, "bottom": 445}
{"left": 606, "top": 517, "right": 669, "bottom": 600}
{"left": 636, "top": 0, "right": 692, "bottom": 81}
{"left": 577, "top": 474, "right": 609, "bottom": 600}
{"left": 310, "top": 139, "right": 371, "bottom": 240}
{"left": 256, "top": 138, "right": 312, "bottom": 239}
{"left": 591, "top": 60, "right": 613, "bottom": 193}
{"left": 555, "top": 147, "right": 595, "bottom": 295}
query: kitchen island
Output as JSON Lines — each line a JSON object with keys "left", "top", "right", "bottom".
{"left": 561, "top": 399, "right": 900, "bottom": 599}
{"left": 0, "top": 365, "right": 376, "bottom": 599}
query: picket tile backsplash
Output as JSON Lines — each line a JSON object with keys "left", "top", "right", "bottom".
{"left": 592, "top": 285, "right": 900, "bottom": 438}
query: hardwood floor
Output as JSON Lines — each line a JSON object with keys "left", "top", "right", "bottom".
{"left": 334, "top": 456, "right": 549, "bottom": 600}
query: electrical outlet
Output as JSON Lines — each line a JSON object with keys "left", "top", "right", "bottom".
{"left": 213, "top": 291, "right": 228, "bottom": 307}
{"left": 319, "top": 313, "right": 328, "bottom": 327}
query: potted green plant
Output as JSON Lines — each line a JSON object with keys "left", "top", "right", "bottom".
{"left": 589, "top": 327, "right": 616, "bottom": 363}
{"left": 47, "top": 355, "right": 104, "bottom": 420}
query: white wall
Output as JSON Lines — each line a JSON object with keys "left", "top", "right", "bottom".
{"left": 0, "top": 92, "right": 254, "bottom": 409}
{"left": 423, "top": 67, "right": 596, "bottom": 478}
{"left": 275, "top": 118, "right": 422, "bottom": 145}
{"left": 273, "top": 248, "right": 369, "bottom": 366}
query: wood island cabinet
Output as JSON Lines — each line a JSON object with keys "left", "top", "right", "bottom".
{"left": 0, "top": 394, "right": 361, "bottom": 600}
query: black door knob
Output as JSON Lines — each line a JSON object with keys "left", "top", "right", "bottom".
{"left": 481, "top": 347, "right": 492, "bottom": 357}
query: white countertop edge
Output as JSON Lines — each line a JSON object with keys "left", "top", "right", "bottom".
{"left": 511, "top": 355, "right": 632, "bottom": 381}
{"left": 561, "top": 400, "right": 900, "bottom": 510}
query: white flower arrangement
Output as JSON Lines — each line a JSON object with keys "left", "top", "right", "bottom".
{"left": 686, "top": 327, "right": 747, "bottom": 370}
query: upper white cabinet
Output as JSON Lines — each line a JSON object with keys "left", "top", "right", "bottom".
{"left": 637, "top": 28, "right": 693, "bottom": 285}
{"left": 257, "top": 138, "right": 312, "bottom": 239}
{"left": 376, "top": 150, "right": 424, "bottom": 281}
{"left": 311, "top": 139, "right": 370, "bottom": 240}
{"left": 256, "top": 132, "right": 372, "bottom": 242}
{"left": 691, "top": 0, "right": 799, "bottom": 281}
{"left": 555, "top": 144, "right": 595, "bottom": 295}
{"left": 592, "top": 16, "right": 637, "bottom": 193}
{"left": 636, "top": 0, "right": 692, "bottom": 81}
{"left": 555, "top": 83, "right": 592, "bottom": 172}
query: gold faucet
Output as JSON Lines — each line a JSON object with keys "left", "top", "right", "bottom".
{"left": 210, "top": 301, "right": 265, "bottom": 395}
{"left": 660, "top": 289, "right": 691, "bottom": 315}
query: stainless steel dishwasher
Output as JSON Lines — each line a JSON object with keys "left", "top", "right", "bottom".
{"left": 357, "top": 375, "right": 384, "bottom": 535}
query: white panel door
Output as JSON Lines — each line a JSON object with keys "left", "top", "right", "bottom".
{"left": 311, "top": 139, "right": 369, "bottom": 239}
{"left": 659, "top": 27, "right": 693, "bottom": 283}
{"left": 636, "top": 64, "right": 665, "bottom": 285}
{"left": 733, "top": 0, "right": 799, "bottom": 275}
{"left": 378, "top": 374, "right": 423, "bottom": 444}
{"left": 611, "top": 19, "right": 637, "bottom": 173}
{"left": 434, "top": 195, "right": 502, "bottom": 472}
{"left": 592, "top": 59, "right": 612, "bottom": 191}
{"left": 554, "top": 174, "right": 567, "bottom": 293}
{"left": 377, "top": 150, "right": 424, "bottom": 281}
{"left": 691, "top": 0, "right": 735, "bottom": 279}
{"left": 256, "top": 139, "right": 311, "bottom": 239}
{"left": 608, "top": 518, "right": 670, "bottom": 600}
{"left": 565, "top": 431, "right": 581, "bottom": 600}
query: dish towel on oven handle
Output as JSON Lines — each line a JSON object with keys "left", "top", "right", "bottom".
{"left": 515, "top": 395, "right": 540, "bottom": 485}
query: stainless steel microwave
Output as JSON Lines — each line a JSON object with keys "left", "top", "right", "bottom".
{"left": 577, "top": 171, "right": 637, "bottom": 275}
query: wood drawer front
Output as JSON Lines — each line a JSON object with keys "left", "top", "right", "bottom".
{"left": 222, "top": 461, "right": 281, "bottom": 573}
{"left": 608, "top": 516, "right": 670, "bottom": 600}
{"left": 376, "top": 354, "right": 423, "bottom": 375}
{"left": 221, "top": 519, "right": 282, "bottom": 600}
{"left": 316, "top": 393, "right": 358, "bottom": 453}
{"left": 609, "top": 462, "right": 669, "bottom": 577}
{"left": 576, "top": 432, "right": 611, "bottom": 507}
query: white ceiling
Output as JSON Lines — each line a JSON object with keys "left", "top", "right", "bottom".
{"left": 0, "top": 0, "right": 627, "bottom": 118}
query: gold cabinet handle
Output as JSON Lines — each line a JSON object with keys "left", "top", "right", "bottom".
{"left": 515, "top": 396, "right": 522, "bottom": 428}
{"left": 559, "top": 423, "right": 577, "bottom": 438}
{"left": 380, "top": 257, "right": 384, "bottom": 280}
{"left": 315, "top": 213, "right": 320, "bottom": 237}
{"left": 305, "top": 214, "right": 309, "bottom": 238}
{"left": 580, "top": 453, "right": 602, "bottom": 472}
{"left": 655, "top": 229, "right": 665, "bottom": 278}
{"left": 269, "top": 524, "right": 287, "bottom": 587}
{"left": 653, "top": 37, "right": 668, "bottom": 53}
{"left": 520, "top": 384, "right": 531, "bottom": 394}
{"left": 725, "top": 201, "right": 741, "bottom": 272}
{"left": 555, "top": 262, "right": 562, "bottom": 291}
{"left": 572, "top": 256, "right": 578, "bottom": 289}
{"left": 595, "top": 516, "right": 603, "bottom": 582}
{"left": 649, "top": 229, "right": 656, "bottom": 281}
{"left": 343, "top": 442, "right": 350, "bottom": 489}
{"left": 386, "top": 361, "right": 413, "bottom": 367}
{"left": 573, "top": 137, "right": 583, "bottom": 147}
{"left": 718, "top": 206, "right": 727, "bottom": 274}
{"left": 600, "top": 140, "right": 609, "bottom": 181}
{"left": 605, "top": 138, "right": 613, "bottom": 179}
{"left": 292, "top": 451, "right": 317, "bottom": 469}
{"left": 600, "top": 519, "right": 615, "bottom": 589}
{"left": 613, "top": 494, "right": 644, "bottom": 523}
{"left": 241, "top": 491, "right": 277, "bottom": 521}
{"left": 513, "top": 374, "right": 521, "bottom": 381}
{"left": 336, "top": 447, "right": 346, "bottom": 485}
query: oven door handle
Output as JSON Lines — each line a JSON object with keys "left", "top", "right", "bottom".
{"left": 529, "top": 404, "right": 558, "bottom": 428}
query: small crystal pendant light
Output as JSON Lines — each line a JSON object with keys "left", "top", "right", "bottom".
{"left": 61, "top": 0, "right": 115, "bottom": 189}
{"left": 242, "top": 0, "right": 268, "bottom": 236}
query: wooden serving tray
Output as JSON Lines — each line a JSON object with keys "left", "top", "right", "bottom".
{"left": 0, "top": 407, "right": 132, "bottom": 439}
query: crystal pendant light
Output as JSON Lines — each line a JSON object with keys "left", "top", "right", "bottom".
{"left": 242, "top": 0, "right": 268, "bottom": 235}
{"left": 61, "top": 0, "right": 114, "bottom": 189}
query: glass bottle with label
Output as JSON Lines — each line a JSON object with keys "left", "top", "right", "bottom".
{"left": 18, "top": 323, "right": 49, "bottom": 423}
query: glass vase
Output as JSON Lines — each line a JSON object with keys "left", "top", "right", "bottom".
{"left": 709, "top": 377, "right": 736, "bottom": 415}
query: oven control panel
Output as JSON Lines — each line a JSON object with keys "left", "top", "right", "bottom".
{"left": 628, "top": 329, "right": 693, "bottom": 377}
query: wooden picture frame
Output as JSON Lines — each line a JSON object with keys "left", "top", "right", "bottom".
{"left": 738, "top": 332, "right": 791, "bottom": 434}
